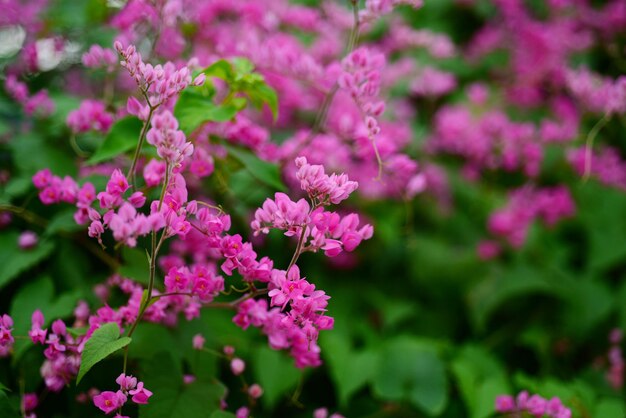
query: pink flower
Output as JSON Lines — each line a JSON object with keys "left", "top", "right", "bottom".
{"left": 129, "top": 382, "right": 153, "bottom": 404}
{"left": 93, "top": 390, "right": 127, "bottom": 414}
{"left": 192, "top": 334, "right": 205, "bottom": 350}
{"left": 231, "top": 358, "right": 246, "bottom": 375}
{"left": 18, "top": 231, "right": 38, "bottom": 249}
{"left": 248, "top": 383, "right": 263, "bottom": 399}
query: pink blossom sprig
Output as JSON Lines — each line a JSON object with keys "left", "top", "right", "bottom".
{"left": 487, "top": 186, "right": 575, "bottom": 249}
{"left": 495, "top": 391, "right": 571, "bottom": 418}
{"left": 93, "top": 373, "right": 152, "bottom": 415}
{"left": 4, "top": 75, "right": 55, "bottom": 117}
{"left": 67, "top": 100, "right": 114, "bottom": 134}
{"left": 82, "top": 45, "right": 117, "bottom": 71}
{"left": 113, "top": 41, "right": 204, "bottom": 109}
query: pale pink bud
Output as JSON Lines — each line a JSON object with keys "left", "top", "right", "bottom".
{"left": 230, "top": 358, "right": 245, "bottom": 375}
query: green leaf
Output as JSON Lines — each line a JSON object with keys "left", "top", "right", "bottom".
{"left": 0, "top": 391, "right": 20, "bottom": 418}
{"left": 8, "top": 133, "right": 77, "bottom": 177}
{"left": 321, "top": 333, "right": 377, "bottom": 406}
{"left": 244, "top": 83, "right": 279, "bottom": 121}
{"left": 87, "top": 117, "right": 143, "bottom": 165}
{"left": 373, "top": 337, "right": 448, "bottom": 416}
{"left": 77, "top": 322, "right": 131, "bottom": 384}
{"left": 174, "top": 89, "right": 239, "bottom": 134}
{"left": 252, "top": 346, "right": 301, "bottom": 409}
{"left": 224, "top": 144, "right": 286, "bottom": 191}
{"left": 594, "top": 399, "right": 625, "bottom": 417}
{"left": 202, "top": 59, "right": 235, "bottom": 82}
{"left": 451, "top": 345, "right": 510, "bottom": 418}
{"left": 0, "top": 232, "right": 55, "bottom": 290}
{"left": 118, "top": 247, "right": 150, "bottom": 285}
{"left": 45, "top": 209, "right": 84, "bottom": 236}
{"left": 139, "top": 352, "right": 225, "bottom": 418}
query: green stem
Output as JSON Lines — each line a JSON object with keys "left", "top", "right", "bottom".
{"left": 126, "top": 100, "right": 156, "bottom": 185}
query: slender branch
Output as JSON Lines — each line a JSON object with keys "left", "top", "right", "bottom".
{"left": 0, "top": 204, "right": 120, "bottom": 269}
{"left": 122, "top": 161, "right": 170, "bottom": 373}
{"left": 291, "top": 0, "right": 361, "bottom": 155}
{"left": 582, "top": 112, "right": 611, "bottom": 182}
{"left": 126, "top": 98, "right": 156, "bottom": 185}
{"left": 287, "top": 224, "right": 309, "bottom": 273}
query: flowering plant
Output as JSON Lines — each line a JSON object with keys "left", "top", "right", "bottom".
{"left": 1, "top": 0, "right": 625, "bottom": 417}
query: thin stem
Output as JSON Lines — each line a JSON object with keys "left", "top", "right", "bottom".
{"left": 291, "top": 0, "right": 360, "bottom": 155}
{"left": 369, "top": 133, "right": 384, "bottom": 181}
{"left": 0, "top": 204, "right": 120, "bottom": 269}
{"left": 126, "top": 99, "right": 156, "bottom": 185}
{"left": 149, "top": 291, "right": 194, "bottom": 302}
{"left": 287, "top": 224, "right": 308, "bottom": 273}
{"left": 346, "top": 0, "right": 360, "bottom": 54}
{"left": 582, "top": 112, "right": 611, "bottom": 182}
{"left": 122, "top": 162, "right": 170, "bottom": 373}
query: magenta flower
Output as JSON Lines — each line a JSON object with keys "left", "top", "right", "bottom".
{"left": 93, "top": 390, "right": 126, "bottom": 414}
{"left": 129, "top": 382, "right": 152, "bottom": 404}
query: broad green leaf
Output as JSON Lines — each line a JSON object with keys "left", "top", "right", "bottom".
{"left": 1, "top": 177, "right": 32, "bottom": 202}
{"left": 174, "top": 89, "right": 239, "bottom": 134}
{"left": 0, "top": 232, "right": 55, "bottom": 290}
{"left": 224, "top": 144, "right": 286, "bottom": 191}
{"left": 8, "top": 133, "right": 77, "bottom": 177}
{"left": 45, "top": 209, "right": 84, "bottom": 236}
{"left": 118, "top": 247, "right": 150, "bottom": 285}
{"left": 467, "top": 263, "right": 558, "bottom": 331}
{"left": 253, "top": 346, "right": 301, "bottom": 409}
{"left": 139, "top": 352, "right": 225, "bottom": 418}
{"left": 451, "top": 345, "right": 510, "bottom": 418}
{"left": 373, "top": 337, "right": 448, "bottom": 416}
{"left": 244, "top": 83, "right": 279, "bottom": 121}
{"left": 321, "top": 333, "right": 378, "bottom": 406}
{"left": 594, "top": 399, "right": 625, "bottom": 417}
{"left": 87, "top": 116, "right": 143, "bottom": 164}
{"left": 0, "top": 391, "right": 20, "bottom": 418}
{"left": 202, "top": 59, "right": 235, "bottom": 82}
{"left": 77, "top": 322, "right": 131, "bottom": 384}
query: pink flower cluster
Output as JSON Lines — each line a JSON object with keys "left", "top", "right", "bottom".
{"left": 32, "top": 169, "right": 97, "bottom": 224}
{"left": 253, "top": 158, "right": 371, "bottom": 258}
{"left": 411, "top": 67, "right": 457, "bottom": 98}
{"left": 428, "top": 106, "right": 542, "bottom": 178}
{"left": 487, "top": 186, "right": 575, "bottom": 248}
{"left": 93, "top": 373, "right": 152, "bottom": 415}
{"left": 29, "top": 312, "right": 83, "bottom": 392}
{"left": 113, "top": 41, "right": 204, "bottom": 107}
{"left": 22, "top": 393, "right": 38, "bottom": 418}
{"left": 337, "top": 48, "right": 386, "bottom": 139}
{"left": 82, "top": 45, "right": 117, "bottom": 71}
{"left": 146, "top": 111, "right": 194, "bottom": 168}
{"left": 164, "top": 264, "right": 224, "bottom": 303}
{"left": 0, "top": 314, "right": 14, "bottom": 357}
{"left": 4, "top": 75, "right": 54, "bottom": 116}
{"left": 233, "top": 267, "right": 333, "bottom": 368}
{"left": 67, "top": 100, "right": 114, "bottom": 134}
{"left": 568, "top": 147, "right": 626, "bottom": 190}
{"left": 495, "top": 391, "right": 571, "bottom": 418}
{"left": 295, "top": 157, "right": 359, "bottom": 205}
{"left": 566, "top": 68, "right": 626, "bottom": 115}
